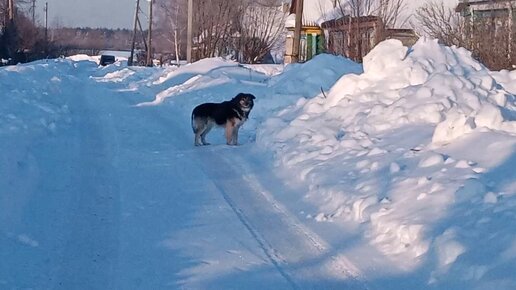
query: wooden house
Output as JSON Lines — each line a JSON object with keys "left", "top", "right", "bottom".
{"left": 321, "top": 15, "right": 383, "bottom": 62}
{"left": 284, "top": 0, "right": 337, "bottom": 63}
{"left": 321, "top": 15, "right": 417, "bottom": 62}
{"left": 455, "top": 0, "right": 515, "bottom": 34}
{"left": 284, "top": 0, "right": 417, "bottom": 63}
{"left": 456, "top": 0, "right": 515, "bottom": 19}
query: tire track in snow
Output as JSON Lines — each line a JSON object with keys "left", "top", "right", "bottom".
{"left": 197, "top": 147, "right": 368, "bottom": 289}
{"left": 210, "top": 178, "right": 299, "bottom": 289}
{"left": 233, "top": 153, "right": 368, "bottom": 288}
{"left": 239, "top": 171, "right": 366, "bottom": 284}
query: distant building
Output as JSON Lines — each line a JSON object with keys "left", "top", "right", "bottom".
{"left": 456, "top": 0, "right": 516, "bottom": 18}
{"left": 455, "top": 0, "right": 515, "bottom": 70}
{"left": 455, "top": 0, "right": 515, "bottom": 30}
{"left": 321, "top": 16, "right": 417, "bottom": 62}
{"left": 284, "top": 0, "right": 337, "bottom": 63}
{"left": 321, "top": 15, "right": 383, "bottom": 62}
{"left": 284, "top": 0, "right": 417, "bottom": 63}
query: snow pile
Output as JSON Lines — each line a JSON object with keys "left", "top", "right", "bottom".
{"left": 0, "top": 59, "right": 81, "bottom": 136}
{"left": 135, "top": 57, "right": 271, "bottom": 108}
{"left": 335, "top": 38, "right": 514, "bottom": 144}
{"left": 67, "top": 54, "right": 98, "bottom": 62}
{"left": 152, "top": 57, "right": 240, "bottom": 86}
{"left": 490, "top": 69, "right": 516, "bottom": 95}
{"left": 258, "top": 38, "right": 516, "bottom": 288}
{"left": 269, "top": 53, "right": 362, "bottom": 98}
{"left": 244, "top": 54, "right": 363, "bottom": 142}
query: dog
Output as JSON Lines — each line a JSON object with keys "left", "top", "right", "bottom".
{"left": 191, "top": 93, "right": 255, "bottom": 146}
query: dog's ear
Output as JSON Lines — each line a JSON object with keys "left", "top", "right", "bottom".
{"left": 249, "top": 94, "right": 256, "bottom": 100}
{"left": 232, "top": 93, "right": 244, "bottom": 102}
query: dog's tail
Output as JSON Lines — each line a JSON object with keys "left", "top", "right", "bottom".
{"left": 191, "top": 112, "right": 197, "bottom": 133}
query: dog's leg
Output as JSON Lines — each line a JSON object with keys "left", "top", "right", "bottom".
{"left": 201, "top": 122, "right": 213, "bottom": 145}
{"left": 193, "top": 117, "right": 206, "bottom": 146}
{"left": 194, "top": 131, "right": 203, "bottom": 146}
{"left": 232, "top": 127, "right": 239, "bottom": 145}
{"left": 194, "top": 126, "right": 202, "bottom": 146}
{"left": 225, "top": 121, "right": 235, "bottom": 145}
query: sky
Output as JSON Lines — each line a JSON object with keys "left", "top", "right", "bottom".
{"left": 35, "top": 0, "right": 150, "bottom": 29}
{"left": 32, "top": 0, "right": 458, "bottom": 29}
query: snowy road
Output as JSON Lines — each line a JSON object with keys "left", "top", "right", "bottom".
{"left": 1, "top": 62, "right": 364, "bottom": 289}
{"left": 4, "top": 43, "right": 516, "bottom": 289}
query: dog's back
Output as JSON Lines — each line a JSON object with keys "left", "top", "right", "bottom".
{"left": 192, "top": 101, "right": 234, "bottom": 129}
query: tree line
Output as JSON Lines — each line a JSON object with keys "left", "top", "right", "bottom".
{"left": 155, "top": 0, "right": 286, "bottom": 64}
{"left": 1, "top": 0, "right": 287, "bottom": 65}
{"left": 0, "top": 0, "right": 55, "bottom": 63}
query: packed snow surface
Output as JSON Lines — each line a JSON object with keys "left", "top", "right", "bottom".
{"left": 1, "top": 38, "right": 515, "bottom": 290}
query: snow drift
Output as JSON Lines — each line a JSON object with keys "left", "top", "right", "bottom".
{"left": 258, "top": 38, "right": 516, "bottom": 289}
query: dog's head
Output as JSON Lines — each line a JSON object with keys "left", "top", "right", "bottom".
{"left": 233, "top": 93, "right": 255, "bottom": 112}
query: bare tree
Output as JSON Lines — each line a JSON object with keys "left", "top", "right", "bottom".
{"left": 333, "top": 0, "right": 408, "bottom": 61}
{"left": 344, "top": 0, "right": 374, "bottom": 17}
{"left": 177, "top": 0, "right": 286, "bottom": 63}
{"left": 155, "top": 0, "right": 187, "bottom": 64}
{"left": 414, "top": 0, "right": 464, "bottom": 47}
{"left": 415, "top": 0, "right": 515, "bottom": 70}
{"left": 376, "top": 0, "right": 408, "bottom": 28}
{"left": 235, "top": 0, "right": 286, "bottom": 63}
{"left": 193, "top": 0, "right": 242, "bottom": 59}
{"left": 1, "top": 0, "right": 36, "bottom": 62}
{"left": 1, "top": 1, "right": 7, "bottom": 28}
{"left": 337, "top": 0, "right": 407, "bottom": 26}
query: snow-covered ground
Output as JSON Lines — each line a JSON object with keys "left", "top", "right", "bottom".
{"left": 1, "top": 38, "right": 515, "bottom": 289}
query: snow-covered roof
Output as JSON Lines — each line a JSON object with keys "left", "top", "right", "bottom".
{"left": 285, "top": 0, "right": 347, "bottom": 28}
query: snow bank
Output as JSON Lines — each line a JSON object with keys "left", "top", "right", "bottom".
{"left": 0, "top": 59, "right": 84, "bottom": 136}
{"left": 269, "top": 53, "right": 362, "bottom": 98}
{"left": 334, "top": 38, "right": 515, "bottom": 144}
{"left": 258, "top": 38, "right": 516, "bottom": 288}
{"left": 67, "top": 54, "right": 98, "bottom": 62}
{"left": 490, "top": 69, "right": 516, "bottom": 95}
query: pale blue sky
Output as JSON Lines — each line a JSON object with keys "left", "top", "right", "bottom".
{"left": 37, "top": 0, "right": 150, "bottom": 29}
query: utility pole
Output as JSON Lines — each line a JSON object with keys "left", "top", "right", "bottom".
{"left": 292, "top": 0, "right": 303, "bottom": 63}
{"left": 129, "top": 0, "right": 140, "bottom": 66}
{"left": 186, "top": 0, "right": 193, "bottom": 63}
{"left": 31, "top": 0, "right": 36, "bottom": 24}
{"left": 146, "top": 0, "right": 153, "bottom": 67}
{"left": 44, "top": 2, "right": 48, "bottom": 42}
{"left": 8, "top": 0, "right": 15, "bottom": 21}
{"left": 129, "top": 0, "right": 150, "bottom": 66}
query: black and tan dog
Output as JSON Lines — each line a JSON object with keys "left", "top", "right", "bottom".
{"left": 191, "top": 93, "right": 255, "bottom": 146}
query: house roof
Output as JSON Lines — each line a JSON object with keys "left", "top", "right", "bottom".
{"left": 456, "top": 0, "right": 516, "bottom": 12}
{"left": 285, "top": 0, "right": 346, "bottom": 28}
{"left": 320, "top": 15, "right": 382, "bottom": 29}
